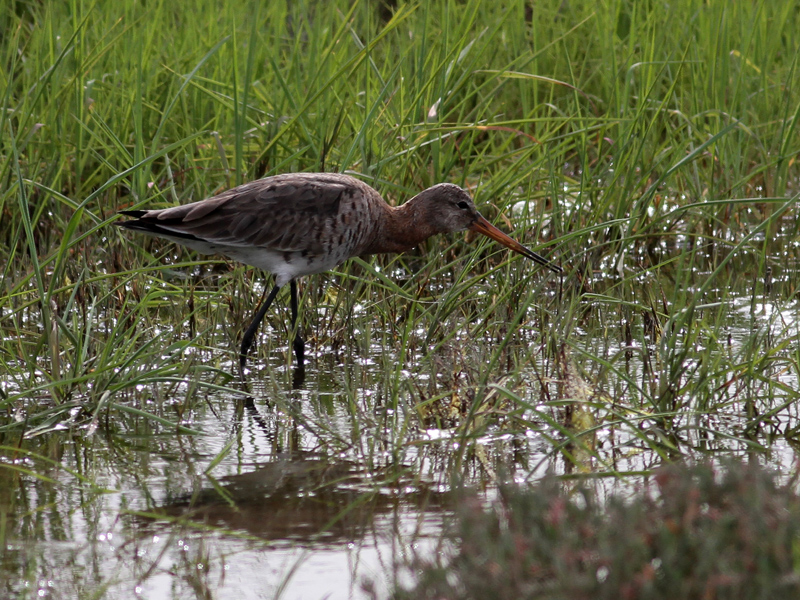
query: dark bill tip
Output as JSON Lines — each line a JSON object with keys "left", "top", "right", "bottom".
{"left": 469, "top": 216, "right": 562, "bottom": 274}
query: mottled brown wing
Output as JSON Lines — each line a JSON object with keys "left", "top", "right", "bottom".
{"left": 140, "top": 175, "right": 357, "bottom": 254}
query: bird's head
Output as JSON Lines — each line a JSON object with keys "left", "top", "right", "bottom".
{"left": 411, "top": 183, "right": 562, "bottom": 273}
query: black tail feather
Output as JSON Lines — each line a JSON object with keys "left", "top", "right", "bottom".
{"left": 116, "top": 214, "right": 204, "bottom": 242}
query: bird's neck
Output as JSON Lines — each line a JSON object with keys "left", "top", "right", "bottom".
{"left": 363, "top": 199, "right": 436, "bottom": 255}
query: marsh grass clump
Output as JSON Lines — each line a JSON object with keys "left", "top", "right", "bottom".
{"left": 394, "top": 461, "right": 800, "bottom": 600}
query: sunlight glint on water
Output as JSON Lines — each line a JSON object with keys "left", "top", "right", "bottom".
{"left": 3, "top": 284, "right": 800, "bottom": 598}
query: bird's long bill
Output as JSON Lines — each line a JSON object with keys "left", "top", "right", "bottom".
{"left": 470, "top": 216, "right": 562, "bottom": 274}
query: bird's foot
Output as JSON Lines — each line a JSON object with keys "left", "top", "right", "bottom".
{"left": 239, "top": 339, "right": 255, "bottom": 380}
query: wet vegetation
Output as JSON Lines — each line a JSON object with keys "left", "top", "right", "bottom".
{"left": 394, "top": 461, "right": 800, "bottom": 600}
{"left": 2, "top": 0, "right": 800, "bottom": 597}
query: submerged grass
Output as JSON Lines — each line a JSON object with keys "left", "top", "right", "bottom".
{"left": 2, "top": 0, "right": 800, "bottom": 596}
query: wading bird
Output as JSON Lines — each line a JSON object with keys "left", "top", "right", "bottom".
{"left": 117, "top": 172, "right": 561, "bottom": 373}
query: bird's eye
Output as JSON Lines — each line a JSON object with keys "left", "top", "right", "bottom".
{"left": 457, "top": 201, "right": 469, "bottom": 209}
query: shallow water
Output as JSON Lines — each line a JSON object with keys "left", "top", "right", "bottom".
{"left": 3, "top": 257, "right": 800, "bottom": 598}
{"left": 1, "top": 379, "right": 449, "bottom": 599}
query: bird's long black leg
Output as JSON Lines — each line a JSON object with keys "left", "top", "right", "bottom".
{"left": 290, "top": 279, "right": 305, "bottom": 366}
{"left": 240, "top": 284, "right": 281, "bottom": 373}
